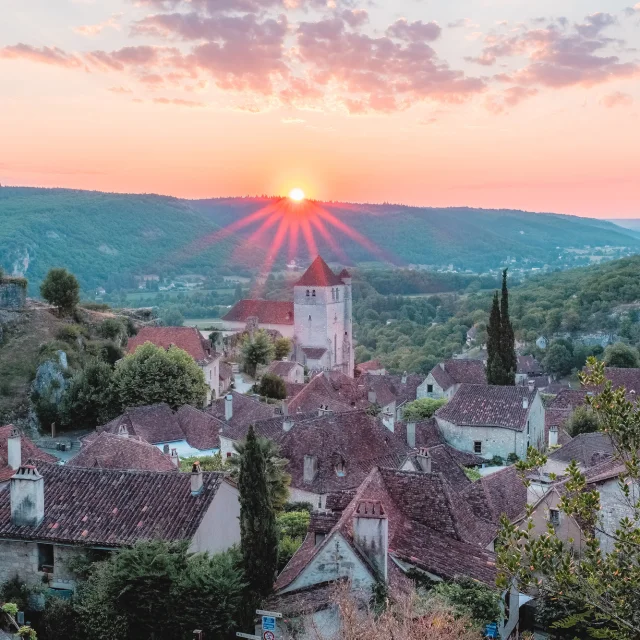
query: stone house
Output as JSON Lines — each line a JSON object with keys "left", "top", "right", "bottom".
{"left": 0, "top": 461, "right": 240, "bottom": 592}
{"left": 268, "top": 466, "right": 525, "bottom": 639}
{"left": 543, "top": 388, "right": 587, "bottom": 447}
{"left": 359, "top": 372, "right": 423, "bottom": 426}
{"left": 219, "top": 361, "right": 233, "bottom": 396}
{"left": 417, "top": 359, "right": 486, "bottom": 400}
{"left": 515, "top": 355, "right": 543, "bottom": 385}
{"left": 97, "top": 403, "right": 223, "bottom": 458}
{"left": 266, "top": 360, "right": 305, "bottom": 384}
{"left": 127, "top": 326, "right": 221, "bottom": 403}
{"left": 541, "top": 432, "right": 615, "bottom": 478}
{"left": 354, "top": 360, "right": 386, "bottom": 377}
{"left": 0, "top": 279, "right": 26, "bottom": 311}
{"left": 0, "top": 426, "right": 57, "bottom": 489}
{"left": 435, "top": 384, "right": 545, "bottom": 460}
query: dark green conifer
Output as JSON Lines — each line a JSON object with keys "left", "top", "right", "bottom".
{"left": 500, "top": 268, "right": 517, "bottom": 385}
{"left": 486, "top": 292, "right": 506, "bottom": 385}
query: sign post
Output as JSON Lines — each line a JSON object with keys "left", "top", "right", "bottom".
{"left": 256, "top": 608, "right": 281, "bottom": 640}
{"left": 236, "top": 633, "right": 260, "bottom": 640}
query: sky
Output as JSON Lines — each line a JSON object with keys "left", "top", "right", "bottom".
{"left": 1, "top": 0, "right": 639, "bottom": 218}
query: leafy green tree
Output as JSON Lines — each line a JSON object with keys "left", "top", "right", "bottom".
{"left": 432, "top": 577, "right": 502, "bottom": 627}
{"left": 40, "top": 268, "right": 80, "bottom": 315}
{"left": 98, "top": 318, "right": 126, "bottom": 343}
{"left": 258, "top": 373, "right": 287, "bottom": 400}
{"left": 60, "top": 359, "right": 117, "bottom": 428}
{"left": 159, "top": 305, "right": 184, "bottom": 327}
{"left": 277, "top": 510, "right": 310, "bottom": 572}
{"left": 179, "top": 453, "right": 227, "bottom": 472}
{"left": 403, "top": 398, "right": 447, "bottom": 421}
{"left": 497, "top": 359, "right": 640, "bottom": 639}
{"left": 500, "top": 269, "right": 517, "bottom": 384}
{"left": 565, "top": 405, "right": 601, "bottom": 437}
{"left": 544, "top": 342, "right": 574, "bottom": 377}
{"left": 274, "top": 337, "right": 292, "bottom": 361}
{"left": 237, "top": 426, "right": 279, "bottom": 607}
{"left": 228, "top": 435, "right": 290, "bottom": 512}
{"left": 112, "top": 342, "right": 208, "bottom": 410}
{"left": 604, "top": 342, "right": 640, "bottom": 368}
{"left": 240, "top": 330, "right": 274, "bottom": 377}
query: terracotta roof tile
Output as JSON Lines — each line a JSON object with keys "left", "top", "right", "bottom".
{"left": 222, "top": 299, "right": 294, "bottom": 325}
{"left": 356, "top": 360, "right": 384, "bottom": 373}
{"left": 430, "top": 360, "right": 487, "bottom": 391}
{"left": 99, "top": 404, "right": 185, "bottom": 444}
{"left": 436, "top": 384, "right": 537, "bottom": 431}
{"left": 219, "top": 362, "right": 233, "bottom": 381}
{"left": 0, "top": 462, "right": 225, "bottom": 547}
{"left": 462, "top": 466, "right": 527, "bottom": 523}
{"left": 517, "top": 355, "right": 543, "bottom": 375}
{"left": 127, "top": 326, "right": 215, "bottom": 363}
{"left": 548, "top": 432, "right": 615, "bottom": 468}
{"left": 176, "top": 405, "right": 224, "bottom": 450}
{"left": 287, "top": 371, "right": 369, "bottom": 414}
{"left": 267, "top": 361, "right": 300, "bottom": 376}
{"left": 301, "top": 347, "right": 327, "bottom": 360}
{"left": 295, "top": 256, "right": 343, "bottom": 287}
{"left": 209, "top": 391, "right": 276, "bottom": 430}
{"left": 68, "top": 432, "right": 177, "bottom": 472}
{"left": 604, "top": 367, "right": 640, "bottom": 393}
{"left": 0, "top": 426, "right": 57, "bottom": 483}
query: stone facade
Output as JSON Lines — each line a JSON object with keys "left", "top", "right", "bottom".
{"left": 596, "top": 477, "right": 637, "bottom": 554}
{"left": 0, "top": 282, "right": 26, "bottom": 311}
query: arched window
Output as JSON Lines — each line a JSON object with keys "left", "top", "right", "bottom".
{"left": 306, "top": 289, "right": 310, "bottom": 297}
{"left": 312, "top": 289, "right": 316, "bottom": 297}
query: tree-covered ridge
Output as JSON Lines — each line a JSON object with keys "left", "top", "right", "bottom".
{"left": 2, "top": 187, "right": 639, "bottom": 295}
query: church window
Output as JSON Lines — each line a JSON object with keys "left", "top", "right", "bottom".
{"left": 312, "top": 289, "right": 316, "bottom": 297}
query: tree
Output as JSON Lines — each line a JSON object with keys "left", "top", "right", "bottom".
{"left": 240, "top": 330, "right": 274, "bottom": 377}
{"left": 159, "top": 305, "right": 184, "bottom": 327}
{"left": 234, "top": 283, "right": 243, "bottom": 301}
{"left": 604, "top": 342, "right": 640, "bottom": 368}
{"left": 112, "top": 342, "right": 208, "bottom": 410}
{"left": 565, "top": 405, "right": 601, "bottom": 437}
{"left": 403, "top": 398, "right": 447, "bottom": 421}
{"left": 274, "top": 337, "right": 292, "bottom": 361}
{"left": 497, "top": 359, "right": 640, "bottom": 639}
{"left": 179, "top": 453, "right": 227, "bottom": 472}
{"left": 40, "top": 267, "right": 80, "bottom": 314}
{"left": 544, "top": 342, "right": 574, "bottom": 377}
{"left": 237, "top": 426, "right": 279, "bottom": 607}
{"left": 486, "top": 292, "right": 508, "bottom": 385}
{"left": 500, "top": 269, "right": 517, "bottom": 385}
{"left": 432, "top": 577, "right": 502, "bottom": 627}
{"left": 258, "top": 373, "right": 287, "bottom": 400}
{"left": 228, "top": 435, "right": 291, "bottom": 512}
{"left": 98, "top": 318, "right": 126, "bottom": 343}
{"left": 277, "top": 510, "right": 310, "bottom": 572}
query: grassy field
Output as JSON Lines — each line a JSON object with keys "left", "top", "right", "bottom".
{"left": 124, "top": 288, "right": 234, "bottom": 302}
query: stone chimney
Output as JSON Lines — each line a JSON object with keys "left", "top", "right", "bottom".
{"left": 522, "top": 396, "right": 529, "bottom": 410}
{"left": 11, "top": 465, "right": 44, "bottom": 527}
{"left": 7, "top": 427, "right": 21, "bottom": 471}
{"left": 368, "top": 390, "right": 377, "bottom": 404}
{"left": 353, "top": 500, "right": 388, "bottom": 581}
{"left": 401, "top": 371, "right": 408, "bottom": 384}
{"left": 191, "top": 461, "right": 203, "bottom": 495}
{"left": 416, "top": 448, "right": 432, "bottom": 473}
{"left": 406, "top": 422, "right": 416, "bottom": 448}
{"left": 170, "top": 448, "right": 179, "bottom": 467}
{"left": 163, "top": 443, "right": 170, "bottom": 455}
{"left": 303, "top": 455, "right": 317, "bottom": 484}
{"left": 549, "top": 425, "right": 558, "bottom": 447}
{"left": 225, "top": 394, "right": 233, "bottom": 421}
{"left": 282, "top": 401, "right": 289, "bottom": 417}
{"left": 283, "top": 418, "right": 294, "bottom": 432}
{"left": 528, "top": 379, "right": 535, "bottom": 392}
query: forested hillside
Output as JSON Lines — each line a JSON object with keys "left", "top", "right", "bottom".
{"left": 1, "top": 187, "right": 639, "bottom": 295}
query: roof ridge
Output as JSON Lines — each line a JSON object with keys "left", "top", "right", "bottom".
{"left": 29, "top": 460, "right": 220, "bottom": 478}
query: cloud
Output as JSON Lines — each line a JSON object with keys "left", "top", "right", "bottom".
{"left": 485, "top": 85, "right": 538, "bottom": 113}
{"left": 74, "top": 13, "right": 122, "bottom": 37}
{"left": 107, "top": 85, "right": 133, "bottom": 93}
{"left": 153, "top": 96, "right": 206, "bottom": 106}
{"left": 575, "top": 12, "right": 617, "bottom": 37}
{"left": 341, "top": 9, "right": 368, "bottom": 29}
{"left": 281, "top": 117, "right": 305, "bottom": 123}
{"left": 602, "top": 91, "right": 633, "bottom": 107}
{"left": 386, "top": 19, "right": 441, "bottom": 43}
{"left": 448, "top": 18, "right": 475, "bottom": 29}
{"left": 624, "top": 3, "right": 640, "bottom": 16}
{"left": 0, "top": 44, "right": 84, "bottom": 68}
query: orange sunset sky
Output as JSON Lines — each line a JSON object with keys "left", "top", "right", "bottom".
{"left": 1, "top": 0, "right": 639, "bottom": 218}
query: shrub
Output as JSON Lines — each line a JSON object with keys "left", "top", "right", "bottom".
{"left": 258, "top": 373, "right": 287, "bottom": 400}
{"left": 55, "top": 325, "right": 85, "bottom": 344}
{"left": 490, "top": 455, "right": 504, "bottom": 466}
{"left": 277, "top": 510, "right": 310, "bottom": 539}
{"left": 98, "top": 318, "right": 125, "bottom": 341}
{"left": 179, "top": 454, "right": 227, "bottom": 472}
{"left": 40, "top": 268, "right": 80, "bottom": 315}
{"left": 283, "top": 501, "right": 313, "bottom": 513}
{"left": 507, "top": 452, "right": 519, "bottom": 464}
{"left": 403, "top": 398, "right": 447, "bottom": 421}
{"left": 464, "top": 467, "right": 482, "bottom": 481}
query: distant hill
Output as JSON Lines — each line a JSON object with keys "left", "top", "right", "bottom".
{"left": 1, "top": 187, "right": 639, "bottom": 294}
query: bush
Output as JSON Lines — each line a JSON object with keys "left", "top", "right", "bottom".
{"left": 490, "top": 455, "right": 504, "bottom": 466}
{"left": 278, "top": 510, "right": 310, "bottom": 539}
{"left": 507, "top": 452, "right": 519, "bottom": 464}
{"left": 98, "top": 318, "right": 125, "bottom": 341}
{"left": 432, "top": 577, "right": 502, "bottom": 626}
{"left": 258, "top": 373, "right": 287, "bottom": 400}
{"left": 283, "top": 501, "right": 313, "bottom": 513}
{"left": 274, "top": 337, "right": 292, "bottom": 360}
{"left": 603, "top": 342, "right": 640, "bottom": 368}
{"left": 464, "top": 467, "right": 482, "bottom": 481}
{"left": 566, "top": 405, "right": 600, "bottom": 437}
{"left": 80, "top": 301, "right": 111, "bottom": 312}
{"left": 55, "top": 325, "right": 85, "bottom": 344}
{"left": 40, "top": 268, "right": 80, "bottom": 315}
{"left": 179, "top": 454, "right": 227, "bottom": 472}
{"left": 403, "top": 397, "right": 447, "bottom": 421}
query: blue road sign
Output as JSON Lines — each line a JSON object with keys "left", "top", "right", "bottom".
{"left": 262, "top": 616, "right": 276, "bottom": 633}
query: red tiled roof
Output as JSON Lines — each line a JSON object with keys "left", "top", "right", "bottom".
{"left": 68, "top": 432, "right": 176, "bottom": 472}
{"left": 0, "top": 426, "right": 57, "bottom": 483}
{"left": 548, "top": 432, "right": 615, "bottom": 468}
{"left": 0, "top": 462, "right": 225, "bottom": 547}
{"left": 99, "top": 404, "right": 185, "bottom": 444}
{"left": 285, "top": 382, "right": 307, "bottom": 398}
{"left": 177, "top": 405, "right": 224, "bottom": 450}
{"left": 462, "top": 466, "right": 527, "bottom": 523}
{"left": 127, "top": 326, "right": 215, "bottom": 363}
{"left": 430, "top": 359, "right": 486, "bottom": 391}
{"left": 517, "top": 355, "right": 543, "bottom": 375}
{"left": 356, "top": 360, "right": 384, "bottom": 372}
{"left": 267, "top": 361, "right": 300, "bottom": 377}
{"left": 604, "top": 367, "right": 640, "bottom": 393}
{"left": 435, "top": 384, "right": 537, "bottom": 431}
{"left": 222, "top": 300, "right": 294, "bottom": 325}
{"left": 301, "top": 347, "right": 327, "bottom": 360}
{"left": 338, "top": 268, "right": 351, "bottom": 279}
{"left": 219, "top": 362, "right": 233, "bottom": 381}
{"left": 295, "top": 256, "right": 343, "bottom": 287}
{"left": 209, "top": 391, "right": 276, "bottom": 429}
{"left": 287, "top": 371, "right": 369, "bottom": 414}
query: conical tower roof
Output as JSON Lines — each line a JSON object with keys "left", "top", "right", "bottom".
{"left": 295, "top": 256, "right": 343, "bottom": 287}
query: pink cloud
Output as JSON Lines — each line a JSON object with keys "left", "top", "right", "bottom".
{"left": 107, "top": 85, "right": 133, "bottom": 93}
{"left": 386, "top": 19, "right": 442, "bottom": 43}
{"left": 341, "top": 9, "right": 369, "bottom": 29}
{"left": 153, "top": 96, "right": 206, "bottom": 106}
{"left": 74, "top": 14, "right": 122, "bottom": 37}
{"left": 0, "top": 43, "right": 84, "bottom": 69}
{"left": 602, "top": 91, "right": 633, "bottom": 107}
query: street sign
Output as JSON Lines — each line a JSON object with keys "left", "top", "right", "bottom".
{"left": 256, "top": 609, "right": 282, "bottom": 618}
{"left": 263, "top": 632, "right": 275, "bottom": 640}
{"left": 236, "top": 633, "right": 260, "bottom": 640}
{"left": 262, "top": 616, "right": 276, "bottom": 632}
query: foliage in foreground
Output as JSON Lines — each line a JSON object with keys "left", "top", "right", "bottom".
{"left": 403, "top": 397, "right": 447, "bottom": 421}
{"left": 179, "top": 453, "right": 227, "bottom": 472}
{"left": 497, "top": 358, "right": 640, "bottom": 639}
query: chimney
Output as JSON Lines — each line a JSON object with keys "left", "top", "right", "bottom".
{"left": 303, "top": 455, "right": 317, "bottom": 484}
{"left": 117, "top": 423, "right": 129, "bottom": 438}
{"left": 353, "top": 501, "right": 388, "bottom": 582}
{"left": 163, "top": 443, "right": 170, "bottom": 455}
{"left": 549, "top": 425, "right": 558, "bottom": 447}
{"left": 170, "top": 448, "right": 179, "bottom": 467}
{"left": 191, "top": 461, "right": 203, "bottom": 495}
{"left": 401, "top": 371, "right": 408, "bottom": 384}
{"left": 522, "top": 397, "right": 529, "bottom": 410}
{"left": 416, "top": 448, "right": 432, "bottom": 473}
{"left": 225, "top": 394, "right": 233, "bottom": 421}
{"left": 283, "top": 418, "right": 294, "bottom": 432}
{"left": 7, "top": 427, "right": 21, "bottom": 471}
{"left": 406, "top": 422, "right": 416, "bottom": 448}
{"left": 528, "top": 379, "right": 535, "bottom": 392}
{"left": 282, "top": 401, "right": 289, "bottom": 417}
{"left": 11, "top": 465, "right": 44, "bottom": 527}
{"left": 368, "top": 390, "right": 377, "bottom": 404}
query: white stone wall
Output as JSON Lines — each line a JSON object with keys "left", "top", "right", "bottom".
{"left": 289, "top": 486, "right": 323, "bottom": 509}
{"left": 222, "top": 320, "right": 295, "bottom": 339}
{"left": 202, "top": 357, "right": 220, "bottom": 403}
{"left": 596, "top": 477, "right": 638, "bottom": 554}
{"left": 417, "top": 374, "right": 444, "bottom": 399}
{"left": 219, "top": 436, "right": 236, "bottom": 460}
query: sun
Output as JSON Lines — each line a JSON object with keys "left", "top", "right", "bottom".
{"left": 289, "top": 187, "right": 305, "bottom": 202}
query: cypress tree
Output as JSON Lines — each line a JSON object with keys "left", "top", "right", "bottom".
{"left": 486, "top": 292, "right": 506, "bottom": 385}
{"left": 238, "top": 425, "right": 279, "bottom": 608}
{"left": 500, "top": 269, "right": 517, "bottom": 385}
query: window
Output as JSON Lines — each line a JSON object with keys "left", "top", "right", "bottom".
{"left": 473, "top": 441, "right": 482, "bottom": 454}
{"left": 312, "top": 289, "right": 316, "bottom": 297}
{"left": 306, "top": 289, "right": 310, "bottom": 297}
{"left": 427, "top": 384, "right": 433, "bottom": 393}
{"left": 335, "top": 458, "right": 347, "bottom": 477}
{"left": 38, "top": 543, "right": 54, "bottom": 572}
{"left": 549, "top": 509, "right": 561, "bottom": 526}
{"left": 226, "top": 452, "right": 232, "bottom": 458}
{"left": 331, "top": 288, "right": 335, "bottom": 300}
{"left": 336, "top": 289, "right": 339, "bottom": 301}
{"left": 315, "top": 532, "right": 326, "bottom": 546}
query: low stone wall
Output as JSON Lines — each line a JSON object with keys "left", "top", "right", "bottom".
{"left": 0, "top": 282, "right": 27, "bottom": 311}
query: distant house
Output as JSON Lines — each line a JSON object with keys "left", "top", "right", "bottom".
{"left": 0, "top": 462, "right": 240, "bottom": 591}
{"left": 417, "top": 359, "right": 486, "bottom": 400}
{"left": 516, "top": 355, "right": 543, "bottom": 384}
{"left": 0, "top": 426, "right": 57, "bottom": 488}
{"left": 266, "top": 360, "right": 305, "bottom": 384}
{"left": 466, "top": 325, "right": 479, "bottom": 346}
{"left": 221, "top": 299, "right": 295, "bottom": 339}
{"left": 219, "top": 361, "right": 233, "bottom": 397}
{"left": 286, "top": 371, "right": 369, "bottom": 416}
{"left": 536, "top": 336, "right": 548, "bottom": 350}
{"left": 435, "top": 384, "right": 545, "bottom": 460}
{"left": 127, "top": 326, "right": 221, "bottom": 403}
{"left": 354, "top": 360, "right": 386, "bottom": 377}
{"left": 542, "top": 432, "right": 615, "bottom": 478}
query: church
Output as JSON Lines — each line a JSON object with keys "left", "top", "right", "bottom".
{"left": 221, "top": 256, "right": 354, "bottom": 377}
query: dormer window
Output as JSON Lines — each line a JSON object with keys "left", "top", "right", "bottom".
{"left": 335, "top": 458, "right": 347, "bottom": 477}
